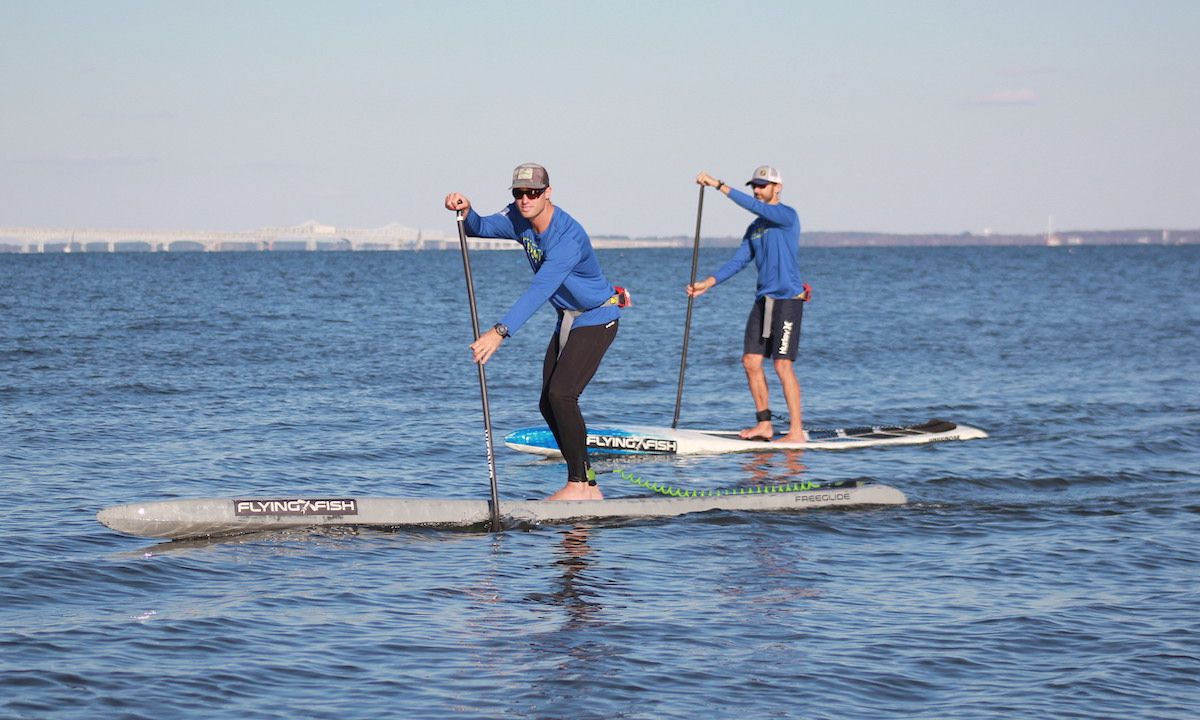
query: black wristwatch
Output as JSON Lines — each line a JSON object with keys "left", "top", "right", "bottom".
{"left": 492, "top": 323, "right": 509, "bottom": 338}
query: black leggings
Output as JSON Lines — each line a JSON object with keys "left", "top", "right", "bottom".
{"left": 539, "top": 320, "right": 618, "bottom": 481}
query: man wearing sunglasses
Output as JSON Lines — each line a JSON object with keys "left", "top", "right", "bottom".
{"left": 444, "top": 163, "right": 620, "bottom": 501}
{"left": 686, "top": 165, "right": 809, "bottom": 444}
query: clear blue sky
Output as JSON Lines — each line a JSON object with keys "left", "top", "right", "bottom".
{"left": 3, "top": 1, "right": 1197, "bottom": 238}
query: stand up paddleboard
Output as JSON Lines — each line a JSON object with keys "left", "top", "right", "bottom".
{"left": 505, "top": 419, "right": 987, "bottom": 457}
{"left": 96, "top": 481, "right": 904, "bottom": 540}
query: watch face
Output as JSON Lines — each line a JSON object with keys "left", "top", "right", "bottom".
{"left": 494, "top": 324, "right": 508, "bottom": 337}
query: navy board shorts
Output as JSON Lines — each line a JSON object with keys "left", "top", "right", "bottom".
{"left": 743, "top": 296, "right": 804, "bottom": 360}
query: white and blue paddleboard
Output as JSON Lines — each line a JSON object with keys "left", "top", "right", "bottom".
{"left": 504, "top": 419, "right": 987, "bottom": 457}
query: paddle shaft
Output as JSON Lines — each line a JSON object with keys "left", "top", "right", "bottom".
{"left": 456, "top": 212, "right": 503, "bottom": 532}
{"left": 672, "top": 185, "right": 705, "bottom": 428}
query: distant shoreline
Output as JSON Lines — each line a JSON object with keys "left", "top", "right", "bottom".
{"left": 594, "top": 228, "right": 1195, "bottom": 249}
{"left": 1, "top": 224, "right": 1194, "bottom": 253}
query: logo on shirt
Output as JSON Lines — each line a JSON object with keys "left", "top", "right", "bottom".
{"left": 521, "top": 235, "right": 544, "bottom": 270}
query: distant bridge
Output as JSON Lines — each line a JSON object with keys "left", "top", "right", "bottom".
{"left": 0, "top": 221, "right": 518, "bottom": 253}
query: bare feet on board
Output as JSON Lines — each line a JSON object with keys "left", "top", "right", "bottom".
{"left": 546, "top": 480, "right": 604, "bottom": 501}
{"left": 739, "top": 421, "right": 774, "bottom": 441}
{"left": 773, "top": 429, "right": 809, "bottom": 444}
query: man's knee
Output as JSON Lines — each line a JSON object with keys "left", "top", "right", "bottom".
{"left": 546, "top": 387, "right": 579, "bottom": 410}
{"left": 773, "top": 357, "right": 798, "bottom": 378}
{"left": 742, "top": 353, "right": 765, "bottom": 372}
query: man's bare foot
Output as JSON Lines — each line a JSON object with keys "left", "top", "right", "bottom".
{"left": 545, "top": 481, "right": 604, "bottom": 501}
{"left": 739, "top": 421, "right": 774, "bottom": 440}
{"left": 773, "top": 429, "right": 809, "bottom": 444}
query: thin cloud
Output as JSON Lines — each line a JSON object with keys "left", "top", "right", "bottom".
{"left": 999, "top": 65, "right": 1058, "bottom": 79}
{"left": 243, "top": 160, "right": 319, "bottom": 172}
{"left": 965, "top": 88, "right": 1039, "bottom": 107}
{"left": 12, "top": 152, "right": 157, "bottom": 168}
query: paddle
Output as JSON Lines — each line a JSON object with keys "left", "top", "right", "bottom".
{"left": 671, "top": 185, "right": 705, "bottom": 428}
{"left": 455, "top": 211, "right": 503, "bottom": 532}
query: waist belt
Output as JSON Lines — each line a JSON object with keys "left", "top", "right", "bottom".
{"left": 761, "top": 283, "right": 811, "bottom": 339}
{"left": 557, "top": 286, "right": 630, "bottom": 357}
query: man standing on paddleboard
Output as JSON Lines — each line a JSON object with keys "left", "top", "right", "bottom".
{"left": 445, "top": 163, "right": 624, "bottom": 500}
{"left": 686, "top": 165, "right": 809, "bottom": 443}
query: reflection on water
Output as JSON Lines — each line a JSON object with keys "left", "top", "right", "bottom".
{"left": 742, "top": 449, "right": 808, "bottom": 486}
{"left": 529, "top": 525, "right": 602, "bottom": 628}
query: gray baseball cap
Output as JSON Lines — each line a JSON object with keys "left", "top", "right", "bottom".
{"left": 746, "top": 165, "right": 783, "bottom": 186}
{"left": 511, "top": 163, "right": 550, "bottom": 189}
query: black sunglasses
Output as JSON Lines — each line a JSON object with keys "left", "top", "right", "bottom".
{"left": 511, "top": 188, "right": 545, "bottom": 200}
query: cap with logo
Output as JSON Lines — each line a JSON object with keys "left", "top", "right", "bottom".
{"left": 746, "top": 165, "right": 783, "bottom": 187}
{"left": 511, "top": 163, "right": 550, "bottom": 189}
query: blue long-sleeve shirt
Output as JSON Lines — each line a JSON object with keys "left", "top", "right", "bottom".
{"left": 710, "top": 188, "right": 804, "bottom": 299}
{"left": 463, "top": 204, "right": 619, "bottom": 336}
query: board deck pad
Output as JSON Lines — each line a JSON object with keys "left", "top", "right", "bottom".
{"left": 504, "top": 419, "right": 987, "bottom": 457}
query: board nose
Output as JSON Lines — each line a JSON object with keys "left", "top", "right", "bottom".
{"left": 96, "top": 504, "right": 141, "bottom": 533}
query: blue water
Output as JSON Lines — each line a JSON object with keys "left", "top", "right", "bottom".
{"left": 2, "top": 245, "right": 1197, "bottom": 719}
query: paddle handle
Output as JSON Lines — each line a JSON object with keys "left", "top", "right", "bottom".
{"left": 672, "top": 185, "right": 705, "bottom": 428}
{"left": 456, "top": 212, "right": 503, "bottom": 532}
